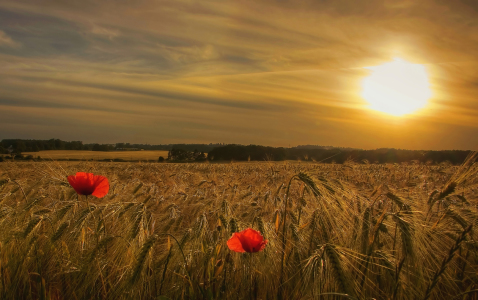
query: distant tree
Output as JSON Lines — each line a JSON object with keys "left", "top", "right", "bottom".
{"left": 207, "top": 145, "right": 287, "bottom": 161}
{"left": 166, "top": 148, "right": 207, "bottom": 161}
{"left": 54, "top": 139, "right": 63, "bottom": 150}
{"left": 47, "top": 139, "right": 56, "bottom": 150}
{"left": 168, "top": 148, "right": 193, "bottom": 161}
{"left": 158, "top": 156, "right": 165, "bottom": 162}
{"left": 195, "top": 152, "right": 207, "bottom": 161}
{"left": 16, "top": 141, "right": 27, "bottom": 152}
{"left": 92, "top": 144, "right": 113, "bottom": 151}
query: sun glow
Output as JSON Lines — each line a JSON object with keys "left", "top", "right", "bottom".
{"left": 361, "top": 58, "right": 432, "bottom": 116}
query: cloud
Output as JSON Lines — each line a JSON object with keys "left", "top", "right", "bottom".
{"left": 0, "top": 30, "right": 20, "bottom": 48}
{"left": 89, "top": 24, "right": 120, "bottom": 40}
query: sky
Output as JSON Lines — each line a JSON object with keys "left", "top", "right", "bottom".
{"left": 0, "top": 0, "right": 478, "bottom": 150}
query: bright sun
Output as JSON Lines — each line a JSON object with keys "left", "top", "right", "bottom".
{"left": 361, "top": 57, "right": 432, "bottom": 116}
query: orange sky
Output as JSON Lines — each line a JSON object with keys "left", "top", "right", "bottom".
{"left": 0, "top": 0, "right": 477, "bottom": 150}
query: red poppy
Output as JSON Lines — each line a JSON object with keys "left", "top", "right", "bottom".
{"left": 67, "top": 172, "right": 109, "bottom": 198}
{"left": 227, "top": 228, "right": 268, "bottom": 253}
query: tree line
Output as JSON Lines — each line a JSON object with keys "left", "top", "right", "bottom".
{"left": 0, "top": 139, "right": 473, "bottom": 165}
{"left": 208, "top": 145, "right": 471, "bottom": 165}
{"left": 0, "top": 139, "right": 223, "bottom": 154}
{"left": 0, "top": 139, "right": 86, "bottom": 153}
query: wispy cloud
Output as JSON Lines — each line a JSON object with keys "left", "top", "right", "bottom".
{"left": 0, "top": 30, "right": 20, "bottom": 48}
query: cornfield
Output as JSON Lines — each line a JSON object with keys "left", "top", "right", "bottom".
{"left": 1, "top": 155, "right": 478, "bottom": 299}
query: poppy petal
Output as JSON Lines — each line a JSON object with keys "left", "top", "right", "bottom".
{"left": 67, "top": 175, "right": 77, "bottom": 189}
{"left": 68, "top": 173, "right": 89, "bottom": 195}
{"left": 227, "top": 228, "right": 267, "bottom": 253}
{"left": 92, "top": 175, "right": 109, "bottom": 198}
{"left": 67, "top": 172, "right": 109, "bottom": 198}
{"left": 227, "top": 233, "right": 246, "bottom": 253}
{"left": 256, "top": 239, "right": 268, "bottom": 252}
{"left": 242, "top": 228, "right": 266, "bottom": 251}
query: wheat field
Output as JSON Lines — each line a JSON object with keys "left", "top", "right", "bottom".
{"left": 0, "top": 157, "right": 478, "bottom": 299}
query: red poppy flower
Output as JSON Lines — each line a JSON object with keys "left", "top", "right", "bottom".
{"left": 67, "top": 172, "right": 109, "bottom": 198}
{"left": 227, "top": 228, "right": 268, "bottom": 253}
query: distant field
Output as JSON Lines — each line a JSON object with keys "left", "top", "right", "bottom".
{"left": 22, "top": 150, "right": 170, "bottom": 161}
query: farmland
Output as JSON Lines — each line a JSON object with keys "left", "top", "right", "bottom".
{"left": 0, "top": 157, "right": 478, "bottom": 299}
{"left": 22, "top": 150, "right": 170, "bottom": 161}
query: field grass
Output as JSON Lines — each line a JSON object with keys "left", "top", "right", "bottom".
{"left": 0, "top": 157, "right": 478, "bottom": 299}
{"left": 22, "top": 150, "right": 170, "bottom": 161}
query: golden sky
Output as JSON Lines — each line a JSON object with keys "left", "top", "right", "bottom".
{"left": 0, "top": 0, "right": 478, "bottom": 150}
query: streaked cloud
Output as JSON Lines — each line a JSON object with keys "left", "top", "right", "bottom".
{"left": 0, "top": 30, "right": 20, "bottom": 48}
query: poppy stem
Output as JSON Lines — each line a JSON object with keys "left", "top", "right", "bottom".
{"left": 85, "top": 195, "right": 90, "bottom": 212}
{"left": 249, "top": 253, "right": 253, "bottom": 300}
{"left": 85, "top": 195, "right": 98, "bottom": 245}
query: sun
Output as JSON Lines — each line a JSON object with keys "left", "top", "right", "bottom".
{"left": 361, "top": 58, "right": 432, "bottom": 116}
